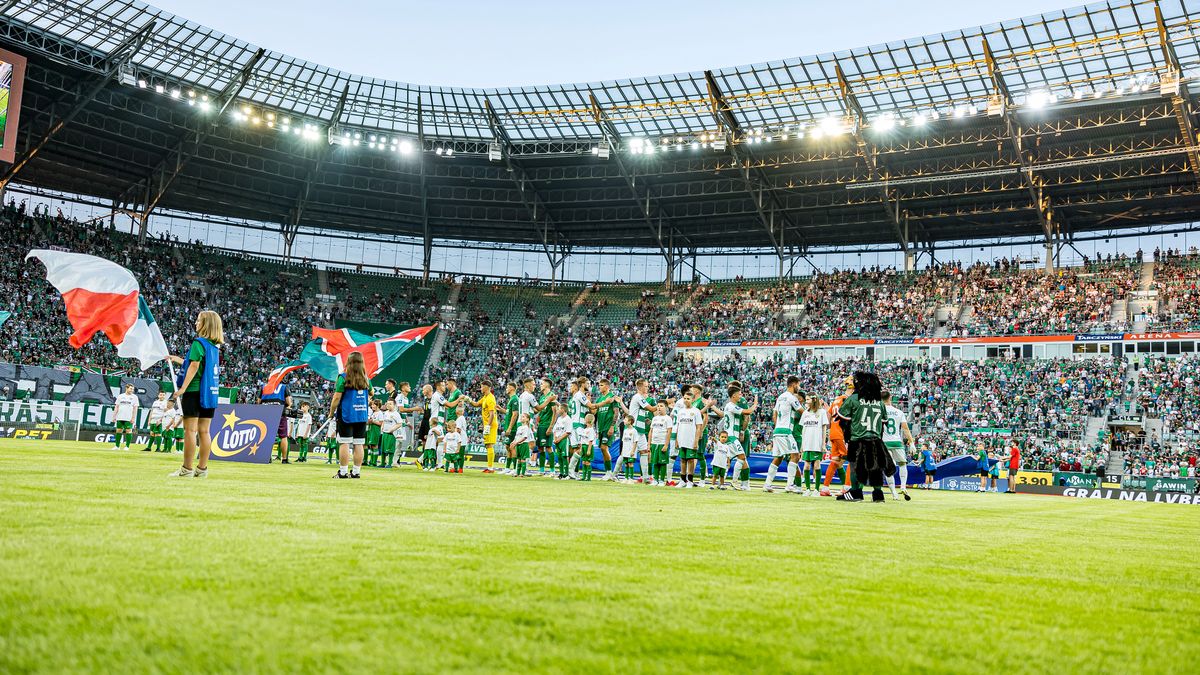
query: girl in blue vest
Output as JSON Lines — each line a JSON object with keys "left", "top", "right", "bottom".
{"left": 169, "top": 310, "right": 223, "bottom": 478}
{"left": 329, "top": 351, "right": 370, "bottom": 479}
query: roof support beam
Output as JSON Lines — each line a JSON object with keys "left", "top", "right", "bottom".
{"left": 1155, "top": 2, "right": 1200, "bottom": 188}
{"left": 122, "top": 47, "right": 265, "bottom": 241}
{"left": 834, "top": 64, "right": 911, "bottom": 256}
{"left": 484, "top": 98, "right": 571, "bottom": 269}
{"left": 982, "top": 38, "right": 1058, "bottom": 260}
{"left": 0, "top": 19, "right": 155, "bottom": 194}
{"left": 283, "top": 83, "right": 349, "bottom": 261}
{"left": 704, "top": 70, "right": 805, "bottom": 267}
{"left": 588, "top": 92, "right": 684, "bottom": 263}
{"left": 417, "top": 95, "right": 434, "bottom": 283}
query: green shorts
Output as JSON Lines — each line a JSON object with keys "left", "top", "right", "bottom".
{"left": 598, "top": 430, "right": 615, "bottom": 446}
{"left": 517, "top": 443, "right": 531, "bottom": 460}
{"left": 149, "top": 423, "right": 162, "bottom": 433}
{"left": 802, "top": 451, "right": 823, "bottom": 463}
{"left": 537, "top": 429, "right": 552, "bottom": 449}
{"left": 650, "top": 444, "right": 669, "bottom": 466}
{"left": 115, "top": 421, "right": 133, "bottom": 431}
{"left": 679, "top": 447, "right": 703, "bottom": 461}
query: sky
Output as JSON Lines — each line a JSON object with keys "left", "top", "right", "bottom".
{"left": 146, "top": 0, "right": 1084, "bottom": 89}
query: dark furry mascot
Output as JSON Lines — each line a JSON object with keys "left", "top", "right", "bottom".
{"left": 835, "top": 371, "right": 895, "bottom": 502}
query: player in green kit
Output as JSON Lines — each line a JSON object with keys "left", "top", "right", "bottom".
{"left": 501, "top": 382, "right": 520, "bottom": 475}
{"left": 722, "top": 384, "right": 757, "bottom": 490}
{"left": 590, "top": 379, "right": 619, "bottom": 481}
{"left": 616, "top": 378, "right": 656, "bottom": 483}
{"left": 551, "top": 403, "right": 572, "bottom": 479}
{"left": 790, "top": 389, "right": 808, "bottom": 490}
{"left": 364, "top": 399, "right": 382, "bottom": 466}
{"left": 535, "top": 378, "right": 558, "bottom": 476}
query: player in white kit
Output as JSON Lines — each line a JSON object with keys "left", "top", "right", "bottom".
{"left": 882, "top": 391, "right": 914, "bottom": 501}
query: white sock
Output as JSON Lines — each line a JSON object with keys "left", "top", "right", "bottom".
{"left": 786, "top": 461, "right": 798, "bottom": 486}
{"left": 568, "top": 453, "right": 579, "bottom": 475}
{"left": 730, "top": 458, "right": 742, "bottom": 480}
{"left": 665, "top": 460, "right": 674, "bottom": 483}
{"left": 886, "top": 474, "right": 897, "bottom": 497}
{"left": 765, "top": 463, "right": 778, "bottom": 487}
{"left": 351, "top": 464, "right": 361, "bottom": 476}
{"left": 639, "top": 454, "right": 649, "bottom": 478}
{"left": 899, "top": 465, "right": 909, "bottom": 491}
{"left": 339, "top": 464, "right": 349, "bottom": 474}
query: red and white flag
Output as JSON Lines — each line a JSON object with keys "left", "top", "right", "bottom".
{"left": 26, "top": 249, "right": 171, "bottom": 370}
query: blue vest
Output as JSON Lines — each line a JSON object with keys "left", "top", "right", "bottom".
{"left": 262, "top": 382, "right": 287, "bottom": 404}
{"left": 339, "top": 387, "right": 369, "bottom": 424}
{"left": 176, "top": 337, "right": 221, "bottom": 409}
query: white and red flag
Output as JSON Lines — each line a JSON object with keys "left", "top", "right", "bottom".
{"left": 26, "top": 249, "right": 170, "bottom": 370}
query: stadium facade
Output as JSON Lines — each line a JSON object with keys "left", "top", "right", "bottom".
{"left": 1, "top": 0, "right": 1200, "bottom": 283}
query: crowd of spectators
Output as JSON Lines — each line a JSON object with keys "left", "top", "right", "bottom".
{"left": 1135, "top": 356, "right": 1200, "bottom": 443}
{"left": 6, "top": 198, "right": 1200, "bottom": 468}
{"left": 947, "top": 258, "right": 1135, "bottom": 336}
{"left": 1148, "top": 248, "right": 1200, "bottom": 330}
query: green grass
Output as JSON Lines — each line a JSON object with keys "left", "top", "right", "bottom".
{"left": 1, "top": 440, "right": 1197, "bottom": 673}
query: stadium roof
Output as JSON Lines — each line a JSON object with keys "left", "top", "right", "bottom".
{"left": 2, "top": 0, "right": 1200, "bottom": 260}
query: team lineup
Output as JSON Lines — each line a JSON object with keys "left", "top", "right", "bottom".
{"left": 306, "top": 366, "right": 929, "bottom": 502}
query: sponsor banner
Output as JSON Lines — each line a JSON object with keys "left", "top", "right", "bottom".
{"left": 1123, "top": 331, "right": 1200, "bottom": 341}
{"left": 0, "top": 361, "right": 237, "bottom": 407}
{"left": 1054, "top": 471, "right": 1101, "bottom": 488}
{"left": 1011, "top": 470, "right": 1055, "bottom": 488}
{"left": 1121, "top": 475, "right": 1197, "bottom": 494}
{"left": 1074, "top": 333, "right": 1125, "bottom": 342}
{"left": 207, "top": 404, "right": 282, "bottom": 464}
{"left": 675, "top": 331, "right": 1200, "bottom": 351}
{"left": 1017, "top": 483, "right": 1200, "bottom": 505}
{"left": 741, "top": 339, "right": 875, "bottom": 347}
{"left": 936, "top": 476, "right": 1009, "bottom": 492}
{"left": 93, "top": 432, "right": 151, "bottom": 445}
{"left": 914, "top": 335, "right": 1076, "bottom": 345}
{"left": 0, "top": 398, "right": 160, "bottom": 431}
{"left": 0, "top": 424, "right": 71, "bottom": 441}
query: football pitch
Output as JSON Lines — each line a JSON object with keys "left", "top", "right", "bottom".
{"left": 1, "top": 441, "right": 1197, "bottom": 673}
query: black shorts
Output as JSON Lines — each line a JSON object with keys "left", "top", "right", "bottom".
{"left": 979, "top": 470, "right": 989, "bottom": 478}
{"left": 336, "top": 418, "right": 367, "bottom": 444}
{"left": 181, "top": 391, "right": 215, "bottom": 419}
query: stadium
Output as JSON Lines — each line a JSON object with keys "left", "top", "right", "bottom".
{"left": 2, "top": 0, "right": 1200, "bottom": 671}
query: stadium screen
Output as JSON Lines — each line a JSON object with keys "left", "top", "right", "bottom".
{"left": 0, "top": 47, "right": 26, "bottom": 165}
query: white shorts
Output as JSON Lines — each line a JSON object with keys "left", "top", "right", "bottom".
{"left": 771, "top": 435, "right": 799, "bottom": 457}
{"left": 885, "top": 441, "right": 906, "bottom": 465}
{"left": 636, "top": 433, "right": 650, "bottom": 453}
